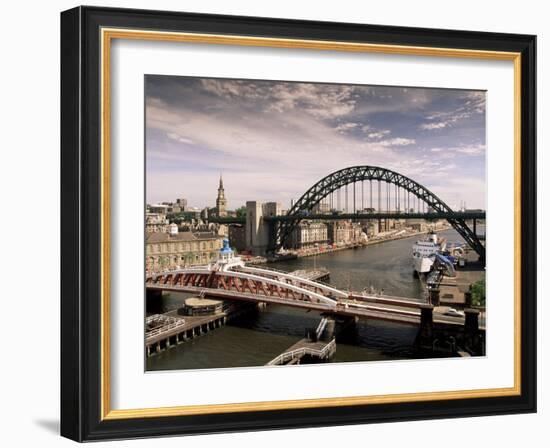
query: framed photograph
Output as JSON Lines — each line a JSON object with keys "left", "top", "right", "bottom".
{"left": 60, "top": 6, "right": 536, "bottom": 441}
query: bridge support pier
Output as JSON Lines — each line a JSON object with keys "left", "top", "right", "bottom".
{"left": 464, "top": 308, "right": 483, "bottom": 355}
{"left": 146, "top": 289, "right": 163, "bottom": 301}
{"left": 321, "top": 316, "right": 336, "bottom": 341}
{"left": 146, "top": 289, "right": 166, "bottom": 314}
{"left": 464, "top": 290, "right": 473, "bottom": 308}
{"left": 428, "top": 288, "right": 440, "bottom": 306}
{"left": 321, "top": 315, "right": 358, "bottom": 342}
{"left": 416, "top": 304, "right": 434, "bottom": 348}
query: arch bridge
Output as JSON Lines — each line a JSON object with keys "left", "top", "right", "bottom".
{"left": 272, "top": 166, "right": 485, "bottom": 259}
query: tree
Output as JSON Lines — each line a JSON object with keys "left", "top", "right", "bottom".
{"left": 471, "top": 279, "right": 486, "bottom": 307}
{"left": 235, "top": 206, "right": 247, "bottom": 218}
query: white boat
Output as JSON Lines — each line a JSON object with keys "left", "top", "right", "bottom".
{"left": 412, "top": 231, "right": 446, "bottom": 275}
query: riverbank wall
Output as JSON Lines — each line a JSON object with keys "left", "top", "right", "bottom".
{"left": 267, "top": 225, "right": 452, "bottom": 263}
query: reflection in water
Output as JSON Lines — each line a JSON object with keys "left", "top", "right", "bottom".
{"left": 146, "top": 229, "right": 466, "bottom": 371}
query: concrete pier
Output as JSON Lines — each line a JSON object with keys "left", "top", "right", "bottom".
{"left": 416, "top": 304, "right": 434, "bottom": 348}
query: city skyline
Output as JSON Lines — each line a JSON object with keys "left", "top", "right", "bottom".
{"left": 146, "top": 76, "right": 486, "bottom": 210}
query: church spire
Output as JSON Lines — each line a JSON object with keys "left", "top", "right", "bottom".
{"left": 216, "top": 173, "right": 227, "bottom": 217}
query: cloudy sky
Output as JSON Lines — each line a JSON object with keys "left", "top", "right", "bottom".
{"left": 145, "top": 76, "right": 486, "bottom": 210}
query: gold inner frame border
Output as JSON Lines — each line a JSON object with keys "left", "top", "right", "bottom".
{"left": 99, "top": 27, "right": 522, "bottom": 420}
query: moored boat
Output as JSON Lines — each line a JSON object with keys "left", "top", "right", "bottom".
{"left": 412, "top": 231, "right": 446, "bottom": 275}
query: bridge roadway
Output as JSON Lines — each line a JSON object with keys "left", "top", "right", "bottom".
{"left": 146, "top": 265, "right": 467, "bottom": 327}
{"left": 208, "top": 211, "right": 485, "bottom": 225}
{"left": 264, "top": 211, "right": 486, "bottom": 222}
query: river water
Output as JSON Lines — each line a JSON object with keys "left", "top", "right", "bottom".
{"left": 146, "top": 228, "right": 468, "bottom": 371}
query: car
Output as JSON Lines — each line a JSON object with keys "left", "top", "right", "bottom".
{"left": 443, "top": 307, "right": 465, "bottom": 318}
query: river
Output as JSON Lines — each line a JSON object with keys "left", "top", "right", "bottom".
{"left": 146, "top": 228, "right": 468, "bottom": 371}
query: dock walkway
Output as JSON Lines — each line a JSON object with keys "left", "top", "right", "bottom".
{"left": 145, "top": 312, "right": 227, "bottom": 357}
{"left": 266, "top": 338, "right": 336, "bottom": 366}
{"left": 290, "top": 268, "right": 330, "bottom": 282}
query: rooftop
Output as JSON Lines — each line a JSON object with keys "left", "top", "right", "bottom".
{"left": 185, "top": 298, "right": 222, "bottom": 307}
{"left": 146, "top": 231, "right": 220, "bottom": 243}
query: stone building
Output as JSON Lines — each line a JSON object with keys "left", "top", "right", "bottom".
{"left": 148, "top": 203, "right": 172, "bottom": 214}
{"left": 245, "top": 201, "right": 282, "bottom": 254}
{"left": 311, "top": 201, "right": 330, "bottom": 214}
{"left": 145, "top": 226, "right": 224, "bottom": 272}
{"left": 145, "top": 213, "right": 169, "bottom": 233}
{"left": 364, "top": 220, "right": 380, "bottom": 237}
{"left": 326, "top": 220, "right": 364, "bottom": 245}
{"left": 290, "top": 221, "right": 328, "bottom": 249}
{"left": 175, "top": 198, "right": 187, "bottom": 211}
{"left": 405, "top": 218, "right": 428, "bottom": 232}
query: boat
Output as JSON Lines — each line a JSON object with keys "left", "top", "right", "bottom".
{"left": 412, "top": 231, "right": 447, "bottom": 275}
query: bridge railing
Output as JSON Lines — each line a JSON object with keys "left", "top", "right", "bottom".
{"left": 237, "top": 264, "right": 293, "bottom": 276}
{"left": 238, "top": 265, "right": 336, "bottom": 289}
{"left": 145, "top": 315, "right": 187, "bottom": 344}
{"left": 316, "top": 317, "right": 329, "bottom": 341}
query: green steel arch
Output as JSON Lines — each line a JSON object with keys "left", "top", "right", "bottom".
{"left": 274, "top": 165, "right": 485, "bottom": 259}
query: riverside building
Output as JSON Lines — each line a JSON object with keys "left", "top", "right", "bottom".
{"left": 290, "top": 221, "right": 328, "bottom": 249}
{"left": 145, "top": 213, "right": 169, "bottom": 234}
{"left": 145, "top": 224, "right": 224, "bottom": 272}
{"left": 326, "top": 220, "right": 364, "bottom": 245}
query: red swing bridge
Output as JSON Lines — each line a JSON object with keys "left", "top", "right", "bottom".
{"left": 146, "top": 240, "right": 474, "bottom": 329}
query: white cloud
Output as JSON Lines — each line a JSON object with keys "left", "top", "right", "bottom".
{"left": 429, "top": 143, "right": 486, "bottom": 157}
{"left": 200, "top": 79, "right": 359, "bottom": 120}
{"left": 420, "top": 122, "right": 448, "bottom": 130}
{"left": 167, "top": 132, "right": 194, "bottom": 145}
{"left": 419, "top": 91, "right": 486, "bottom": 131}
{"left": 361, "top": 124, "right": 371, "bottom": 132}
{"left": 367, "top": 130, "right": 391, "bottom": 139}
{"left": 146, "top": 95, "right": 396, "bottom": 185}
{"left": 334, "top": 122, "right": 359, "bottom": 133}
{"left": 455, "top": 143, "right": 486, "bottom": 155}
{"left": 378, "top": 137, "right": 416, "bottom": 147}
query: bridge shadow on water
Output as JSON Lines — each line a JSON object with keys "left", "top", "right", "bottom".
{"left": 230, "top": 303, "right": 425, "bottom": 362}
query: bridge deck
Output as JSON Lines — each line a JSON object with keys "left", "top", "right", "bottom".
{"left": 146, "top": 283, "right": 469, "bottom": 327}
{"left": 348, "top": 293, "right": 425, "bottom": 308}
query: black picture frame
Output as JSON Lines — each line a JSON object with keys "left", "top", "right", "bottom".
{"left": 61, "top": 5, "right": 536, "bottom": 442}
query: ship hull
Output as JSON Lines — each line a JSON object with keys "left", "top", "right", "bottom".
{"left": 413, "top": 255, "right": 434, "bottom": 274}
